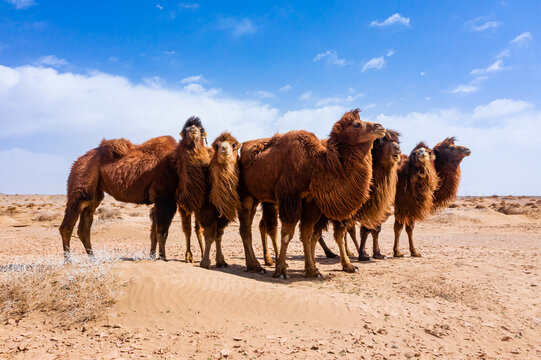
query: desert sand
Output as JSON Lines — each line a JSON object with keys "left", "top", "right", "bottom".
{"left": 0, "top": 194, "right": 540, "bottom": 359}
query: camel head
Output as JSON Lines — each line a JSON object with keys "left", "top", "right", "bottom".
{"left": 373, "top": 129, "right": 401, "bottom": 168}
{"left": 211, "top": 132, "right": 241, "bottom": 166}
{"left": 330, "top": 108, "right": 386, "bottom": 146}
{"left": 180, "top": 116, "right": 207, "bottom": 147}
{"left": 410, "top": 142, "right": 433, "bottom": 167}
{"left": 433, "top": 137, "right": 471, "bottom": 165}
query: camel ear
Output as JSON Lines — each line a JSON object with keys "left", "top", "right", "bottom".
{"left": 179, "top": 130, "right": 185, "bottom": 139}
{"left": 236, "top": 142, "right": 242, "bottom": 152}
{"left": 202, "top": 131, "right": 208, "bottom": 145}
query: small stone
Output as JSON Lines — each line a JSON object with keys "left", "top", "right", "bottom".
{"left": 391, "top": 344, "right": 399, "bottom": 349}
{"left": 233, "top": 337, "right": 243, "bottom": 341}
{"left": 501, "top": 336, "right": 512, "bottom": 341}
{"left": 6, "top": 319, "right": 16, "bottom": 325}
{"left": 405, "top": 352, "right": 414, "bottom": 358}
{"left": 311, "top": 345, "right": 319, "bottom": 350}
{"left": 220, "top": 348, "right": 231, "bottom": 358}
{"left": 377, "top": 328, "right": 388, "bottom": 335}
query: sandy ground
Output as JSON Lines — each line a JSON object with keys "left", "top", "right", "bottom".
{"left": 0, "top": 194, "right": 540, "bottom": 359}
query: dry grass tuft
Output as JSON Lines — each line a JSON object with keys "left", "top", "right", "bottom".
{"left": 496, "top": 204, "right": 527, "bottom": 215}
{"left": 0, "top": 256, "right": 123, "bottom": 325}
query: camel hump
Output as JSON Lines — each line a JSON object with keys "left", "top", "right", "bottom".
{"left": 241, "top": 137, "right": 274, "bottom": 167}
{"left": 99, "top": 138, "right": 134, "bottom": 160}
{"left": 138, "top": 136, "right": 177, "bottom": 155}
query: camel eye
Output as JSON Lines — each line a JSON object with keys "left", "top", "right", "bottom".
{"left": 232, "top": 143, "right": 236, "bottom": 149}
{"left": 353, "top": 122, "right": 360, "bottom": 129}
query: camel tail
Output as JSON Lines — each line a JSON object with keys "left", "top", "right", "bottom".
{"left": 98, "top": 138, "right": 134, "bottom": 160}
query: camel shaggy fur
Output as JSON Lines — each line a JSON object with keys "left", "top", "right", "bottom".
{"left": 60, "top": 135, "right": 179, "bottom": 260}
{"left": 197, "top": 132, "right": 242, "bottom": 269}
{"left": 238, "top": 109, "right": 385, "bottom": 278}
{"left": 392, "top": 143, "right": 439, "bottom": 258}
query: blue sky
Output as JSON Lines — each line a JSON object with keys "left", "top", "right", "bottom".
{"left": 0, "top": 1, "right": 540, "bottom": 195}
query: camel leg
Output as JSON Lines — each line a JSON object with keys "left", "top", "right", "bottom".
{"left": 259, "top": 218, "right": 273, "bottom": 266}
{"left": 406, "top": 222, "right": 421, "bottom": 257}
{"left": 344, "top": 231, "right": 354, "bottom": 257}
{"left": 273, "top": 222, "right": 295, "bottom": 279}
{"left": 393, "top": 220, "right": 405, "bottom": 258}
{"left": 300, "top": 220, "right": 321, "bottom": 278}
{"left": 372, "top": 226, "right": 386, "bottom": 259}
{"left": 238, "top": 198, "right": 264, "bottom": 273}
{"left": 358, "top": 226, "right": 371, "bottom": 261}
{"left": 318, "top": 237, "right": 338, "bottom": 258}
{"left": 347, "top": 225, "right": 360, "bottom": 253}
{"left": 195, "top": 220, "right": 205, "bottom": 257}
{"left": 59, "top": 200, "right": 84, "bottom": 262}
{"left": 150, "top": 213, "right": 157, "bottom": 259}
{"left": 333, "top": 222, "right": 358, "bottom": 273}
{"left": 77, "top": 207, "right": 95, "bottom": 258}
{"left": 179, "top": 208, "right": 194, "bottom": 263}
{"left": 200, "top": 224, "right": 216, "bottom": 269}
{"left": 215, "top": 217, "right": 229, "bottom": 268}
{"left": 155, "top": 200, "right": 176, "bottom": 261}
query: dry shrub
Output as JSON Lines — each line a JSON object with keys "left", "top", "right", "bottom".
{"left": 33, "top": 212, "right": 59, "bottom": 222}
{"left": 0, "top": 257, "right": 122, "bottom": 325}
{"left": 496, "top": 205, "right": 528, "bottom": 215}
{"left": 97, "top": 207, "right": 122, "bottom": 221}
{"left": 25, "top": 202, "right": 36, "bottom": 208}
{"left": 475, "top": 204, "right": 487, "bottom": 209}
{"left": 448, "top": 203, "right": 460, "bottom": 208}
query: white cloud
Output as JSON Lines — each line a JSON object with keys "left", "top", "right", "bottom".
{"left": 472, "top": 21, "right": 501, "bottom": 32}
{"left": 1, "top": 63, "right": 539, "bottom": 195}
{"left": 178, "top": 3, "right": 200, "bottom": 9}
{"left": 252, "top": 90, "right": 275, "bottom": 99}
{"left": 386, "top": 49, "right": 395, "bottom": 57}
{"left": 35, "top": 55, "right": 67, "bottom": 68}
{"left": 510, "top": 32, "right": 533, "bottom": 46}
{"left": 163, "top": 50, "right": 176, "bottom": 55}
{"left": 420, "top": 71, "right": 426, "bottom": 76}
{"left": 362, "top": 56, "right": 385, "bottom": 72}
{"left": 298, "top": 91, "right": 313, "bottom": 102}
{"left": 313, "top": 50, "right": 346, "bottom": 66}
{"left": 219, "top": 17, "right": 257, "bottom": 36}
{"left": 472, "top": 98, "right": 533, "bottom": 119}
{"left": 496, "top": 49, "right": 510, "bottom": 59}
{"left": 471, "top": 59, "right": 506, "bottom": 75}
{"left": 279, "top": 85, "right": 292, "bottom": 93}
{"left": 370, "top": 13, "right": 410, "bottom": 27}
{"left": 156, "top": 4, "right": 163, "bottom": 10}
{"left": 315, "top": 93, "right": 364, "bottom": 107}
{"left": 450, "top": 84, "right": 479, "bottom": 94}
{"left": 5, "top": 0, "right": 36, "bottom": 9}
{"left": 180, "top": 74, "right": 206, "bottom": 84}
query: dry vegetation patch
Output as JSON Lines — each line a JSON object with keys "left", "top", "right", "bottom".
{"left": 0, "top": 257, "right": 123, "bottom": 326}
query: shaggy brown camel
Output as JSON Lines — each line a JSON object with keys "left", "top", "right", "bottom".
{"left": 392, "top": 137, "right": 470, "bottom": 257}
{"left": 392, "top": 143, "right": 439, "bottom": 258}
{"left": 238, "top": 109, "right": 385, "bottom": 278}
{"left": 197, "top": 132, "right": 242, "bottom": 269}
{"left": 60, "top": 134, "right": 179, "bottom": 260}
{"left": 315, "top": 130, "right": 402, "bottom": 261}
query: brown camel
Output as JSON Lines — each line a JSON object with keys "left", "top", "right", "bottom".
{"left": 197, "top": 132, "right": 242, "bottom": 269}
{"left": 313, "top": 130, "right": 401, "bottom": 265}
{"left": 60, "top": 134, "right": 179, "bottom": 260}
{"left": 238, "top": 109, "right": 385, "bottom": 278}
{"left": 391, "top": 137, "right": 470, "bottom": 257}
{"left": 392, "top": 143, "right": 439, "bottom": 258}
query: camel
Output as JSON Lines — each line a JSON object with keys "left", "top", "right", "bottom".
{"left": 392, "top": 137, "right": 470, "bottom": 257}
{"left": 392, "top": 143, "right": 439, "bottom": 258}
{"left": 197, "top": 132, "right": 242, "bottom": 269}
{"left": 311, "top": 130, "right": 401, "bottom": 267}
{"left": 60, "top": 134, "right": 179, "bottom": 260}
{"left": 238, "top": 109, "right": 385, "bottom": 278}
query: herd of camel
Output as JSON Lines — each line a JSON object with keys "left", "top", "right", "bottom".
{"left": 59, "top": 109, "right": 470, "bottom": 279}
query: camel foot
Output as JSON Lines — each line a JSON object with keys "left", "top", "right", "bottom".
{"left": 342, "top": 263, "right": 358, "bottom": 273}
{"left": 372, "top": 252, "right": 386, "bottom": 260}
{"left": 246, "top": 265, "right": 266, "bottom": 274}
{"left": 263, "top": 256, "right": 275, "bottom": 266}
{"left": 358, "top": 253, "right": 371, "bottom": 262}
{"left": 200, "top": 258, "right": 211, "bottom": 269}
{"left": 149, "top": 252, "right": 156, "bottom": 260}
{"left": 410, "top": 251, "right": 422, "bottom": 258}
{"left": 393, "top": 251, "right": 404, "bottom": 258}
{"left": 324, "top": 250, "right": 338, "bottom": 258}
{"left": 216, "top": 260, "right": 229, "bottom": 268}
{"left": 305, "top": 267, "right": 324, "bottom": 279}
{"left": 158, "top": 256, "right": 168, "bottom": 262}
{"left": 273, "top": 264, "right": 288, "bottom": 279}
{"left": 185, "top": 251, "right": 194, "bottom": 263}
